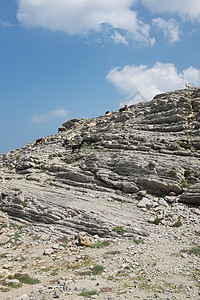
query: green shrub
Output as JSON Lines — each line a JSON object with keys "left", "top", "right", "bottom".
{"left": 181, "top": 181, "right": 187, "bottom": 188}
{"left": 134, "top": 239, "right": 144, "bottom": 245}
{"left": 91, "top": 241, "right": 110, "bottom": 248}
{"left": 113, "top": 226, "right": 126, "bottom": 235}
{"left": 0, "top": 253, "right": 8, "bottom": 258}
{"left": 80, "top": 289, "right": 98, "bottom": 298}
{"left": 189, "top": 247, "right": 200, "bottom": 256}
{"left": 180, "top": 142, "right": 190, "bottom": 149}
{"left": 184, "top": 169, "right": 191, "bottom": 178}
{"left": 169, "top": 170, "right": 176, "bottom": 176}
{"left": 172, "top": 221, "right": 182, "bottom": 228}
{"left": 152, "top": 218, "right": 162, "bottom": 225}
{"left": 91, "top": 265, "right": 104, "bottom": 275}
{"left": 13, "top": 273, "right": 40, "bottom": 285}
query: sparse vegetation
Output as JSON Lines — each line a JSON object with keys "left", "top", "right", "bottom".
{"left": 172, "top": 220, "right": 182, "bottom": 228}
{"left": 181, "top": 181, "right": 187, "bottom": 188}
{"left": 80, "top": 289, "right": 98, "bottom": 298}
{"left": 169, "top": 170, "right": 176, "bottom": 176}
{"left": 188, "top": 247, "right": 200, "bottom": 256}
{"left": 152, "top": 218, "right": 162, "bottom": 225}
{"left": 0, "top": 253, "right": 8, "bottom": 258}
{"left": 134, "top": 239, "right": 144, "bottom": 245}
{"left": 184, "top": 169, "right": 191, "bottom": 178}
{"left": 91, "top": 265, "right": 104, "bottom": 275}
{"left": 23, "top": 201, "right": 28, "bottom": 207}
{"left": 180, "top": 142, "right": 190, "bottom": 149}
{"left": 12, "top": 273, "right": 40, "bottom": 285}
{"left": 91, "top": 241, "right": 110, "bottom": 248}
{"left": 113, "top": 226, "right": 126, "bottom": 235}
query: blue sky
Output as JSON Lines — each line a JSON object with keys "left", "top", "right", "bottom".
{"left": 1, "top": 0, "right": 200, "bottom": 153}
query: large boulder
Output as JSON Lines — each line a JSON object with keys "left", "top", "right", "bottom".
{"left": 178, "top": 184, "right": 200, "bottom": 205}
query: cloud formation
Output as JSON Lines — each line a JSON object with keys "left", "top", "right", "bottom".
{"left": 107, "top": 62, "right": 200, "bottom": 105}
{"left": 142, "top": 0, "right": 200, "bottom": 20}
{"left": 152, "top": 18, "right": 180, "bottom": 44}
{"left": 31, "top": 108, "right": 68, "bottom": 124}
{"left": 0, "top": 19, "right": 13, "bottom": 27}
{"left": 17, "top": 0, "right": 153, "bottom": 46}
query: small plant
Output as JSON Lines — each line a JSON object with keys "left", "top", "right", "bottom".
{"left": 188, "top": 179, "right": 196, "bottom": 185}
{"left": 0, "top": 253, "right": 8, "bottom": 258}
{"left": 0, "top": 287, "right": 10, "bottom": 292}
{"left": 16, "top": 155, "right": 21, "bottom": 160}
{"left": 13, "top": 273, "right": 40, "bottom": 285}
{"left": 134, "top": 239, "right": 144, "bottom": 245}
{"left": 47, "top": 210, "right": 52, "bottom": 214}
{"left": 169, "top": 170, "right": 176, "bottom": 176}
{"left": 181, "top": 181, "right": 187, "bottom": 188}
{"left": 7, "top": 281, "right": 22, "bottom": 288}
{"left": 66, "top": 159, "right": 72, "bottom": 164}
{"left": 188, "top": 247, "right": 200, "bottom": 256}
{"left": 50, "top": 269, "right": 59, "bottom": 276}
{"left": 91, "top": 241, "right": 110, "bottom": 248}
{"left": 23, "top": 201, "right": 28, "bottom": 208}
{"left": 81, "top": 265, "right": 104, "bottom": 276}
{"left": 80, "top": 289, "right": 98, "bottom": 298}
{"left": 152, "top": 218, "right": 162, "bottom": 225}
{"left": 91, "top": 265, "right": 104, "bottom": 275}
{"left": 184, "top": 169, "right": 191, "bottom": 178}
{"left": 172, "top": 220, "right": 182, "bottom": 228}
{"left": 113, "top": 226, "right": 126, "bottom": 235}
{"left": 180, "top": 142, "right": 190, "bottom": 149}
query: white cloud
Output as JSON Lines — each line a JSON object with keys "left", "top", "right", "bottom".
{"left": 31, "top": 108, "right": 68, "bottom": 124}
{"left": 110, "top": 31, "right": 128, "bottom": 45}
{"left": 107, "top": 62, "right": 200, "bottom": 105}
{"left": 152, "top": 18, "right": 180, "bottom": 44}
{"left": 142, "top": 0, "right": 200, "bottom": 20}
{"left": 0, "top": 19, "right": 13, "bottom": 27}
{"left": 17, "top": 0, "right": 153, "bottom": 46}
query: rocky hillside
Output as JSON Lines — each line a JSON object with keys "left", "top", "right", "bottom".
{"left": 0, "top": 88, "right": 200, "bottom": 299}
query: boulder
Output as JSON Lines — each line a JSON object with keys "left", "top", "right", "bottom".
{"left": 78, "top": 232, "right": 92, "bottom": 246}
{"left": 178, "top": 184, "right": 200, "bottom": 205}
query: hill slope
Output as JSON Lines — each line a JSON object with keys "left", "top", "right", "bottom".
{"left": 0, "top": 88, "right": 199, "bottom": 299}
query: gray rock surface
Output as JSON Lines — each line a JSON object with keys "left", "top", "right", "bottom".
{"left": 0, "top": 88, "right": 200, "bottom": 299}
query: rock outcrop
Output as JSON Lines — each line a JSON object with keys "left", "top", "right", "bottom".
{"left": 0, "top": 88, "right": 200, "bottom": 300}
{"left": 0, "top": 87, "right": 200, "bottom": 234}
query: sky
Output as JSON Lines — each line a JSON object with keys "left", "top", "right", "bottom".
{"left": 1, "top": 0, "right": 200, "bottom": 153}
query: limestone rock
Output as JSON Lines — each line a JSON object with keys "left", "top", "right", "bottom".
{"left": 0, "top": 234, "right": 9, "bottom": 245}
{"left": 78, "top": 232, "right": 92, "bottom": 246}
{"left": 137, "top": 197, "right": 153, "bottom": 209}
{"left": 178, "top": 184, "right": 200, "bottom": 205}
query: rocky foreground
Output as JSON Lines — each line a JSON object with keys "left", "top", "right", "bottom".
{"left": 0, "top": 88, "right": 200, "bottom": 299}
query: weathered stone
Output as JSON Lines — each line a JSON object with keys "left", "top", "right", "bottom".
{"left": 178, "top": 184, "right": 200, "bottom": 205}
{"left": 0, "top": 235, "right": 9, "bottom": 245}
{"left": 43, "top": 248, "right": 54, "bottom": 255}
{"left": 138, "top": 178, "right": 182, "bottom": 195}
{"left": 137, "top": 198, "right": 153, "bottom": 209}
{"left": 78, "top": 232, "right": 92, "bottom": 246}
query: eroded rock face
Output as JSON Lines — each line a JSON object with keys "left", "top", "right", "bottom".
{"left": 0, "top": 87, "right": 200, "bottom": 238}
{"left": 178, "top": 184, "right": 200, "bottom": 205}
